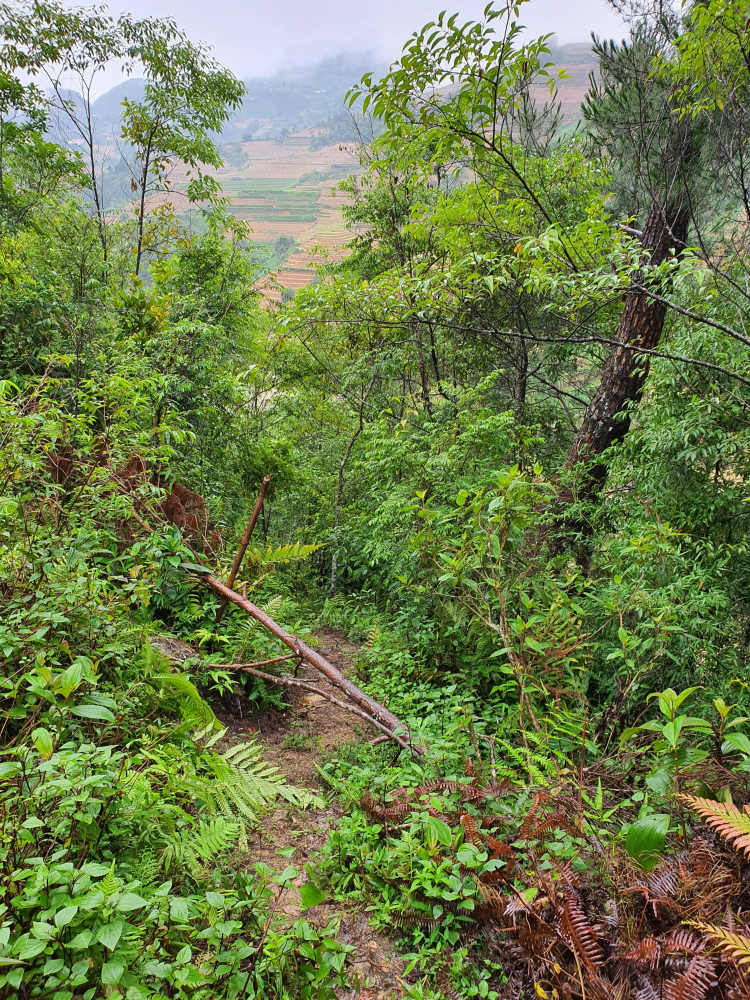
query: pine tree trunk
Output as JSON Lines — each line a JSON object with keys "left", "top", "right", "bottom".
{"left": 566, "top": 199, "right": 689, "bottom": 492}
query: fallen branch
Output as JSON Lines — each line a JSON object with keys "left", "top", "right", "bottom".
{"left": 195, "top": 572, "right": 423, "bottom": 752}
{"left": 235, "top": 664, "right": 412, "bottom": 751}
{"left": 216, "top": 654, "right": 299, "bottom": 670}
{"left": 216, "top": 475, "right": 271, "bottom": 624}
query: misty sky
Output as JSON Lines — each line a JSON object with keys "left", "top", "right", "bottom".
{"left": 96, "top": 0, "right": 625, "bottom": 80}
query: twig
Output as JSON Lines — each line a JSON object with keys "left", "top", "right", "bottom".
{"left": 216, "top": 475, "right": 271, "bottom": 624}
{"left": 236, "top": 664, "right": 412, "bottom": 751}
{"left": 217, "top": 654, "right": 298, "bottom": 670}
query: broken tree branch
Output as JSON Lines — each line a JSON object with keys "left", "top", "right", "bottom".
{"left": 215, "top": 654, "right": 299, "bottom": 669}
{"left": 199, "top": 573, "right": 416, "bottom": 745}
{"left": 233, "top": 664, "right": 412, "bottom": 751}
{"left": 216, "top": 474, "right": 271, "bottom": 624}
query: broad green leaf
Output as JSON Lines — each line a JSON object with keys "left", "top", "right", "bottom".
{"left": 169, "top": 897, "right": 190, "bottom": 921}
{"left": 97, "top": 919, "right": 125, "bottom": 951}
{"left": 723, "top": 732, "right": 750, "bottom": 756}
{"left": 299, "top": 882, "right": 326, "bottom": 908}
{"left": 54, "top": 905, "right": 78, "bottom": 928}
{"left": 625, "top": 814, "right": 670, "bottom": 871}
{"left": 14, "top": 937, "right": 46, "bottom": 960}
{"left": 32, "top": 728, "right": 54, "bottom": 759}
{"left": 425, "top": 815, "right": 452, "bottom": 849}
{"left": 101, "top": 958, "right": 126, "bottom": 985}
{"left": 116, "top": 893, "right": 147, "bottom": 912}
{"left": 71, "top": 704, "right": 116, "bottom": 723}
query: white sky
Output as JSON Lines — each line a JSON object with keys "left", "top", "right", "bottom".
{"left": 97, "top": 0, "right": 625, "bottom": 79}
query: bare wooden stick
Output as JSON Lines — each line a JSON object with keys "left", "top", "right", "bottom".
{"left": 216, "top": 654, "right": 298, "bottom": 669}
{"left": 236, "top": 664, "right": 411, "bottom": 751}
{"left": 215, "top": 475, "right": 271, "bottom": 624}
{"left": 199, "top": 573, "right": 414, "bottom": 743}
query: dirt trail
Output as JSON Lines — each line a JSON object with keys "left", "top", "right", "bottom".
{"left": 219, "top": 628, "right": 406, "bottom": 1000}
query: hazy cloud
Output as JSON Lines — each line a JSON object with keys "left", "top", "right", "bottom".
{"left": 93, "top": 0, "right": 625, "bottom": 79}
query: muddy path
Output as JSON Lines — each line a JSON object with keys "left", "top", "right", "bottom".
{"left": 218, "top": 628, "right": 407, "bottom": 1000}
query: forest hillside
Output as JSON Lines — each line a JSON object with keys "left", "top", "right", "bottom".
{"left": 3, "top": 1, "right": 750, "bottom": 998}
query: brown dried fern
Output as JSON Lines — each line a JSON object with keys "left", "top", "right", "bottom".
{"left": 662, "top": 955, "right": 717, "bottom": 1000}
{"left": 561, "top": 884, "right": 605, "bottom": 971}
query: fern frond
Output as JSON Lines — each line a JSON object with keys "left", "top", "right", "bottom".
{"left": 100, "top": 861, "right": 122, "bottom": 898}
{"left": 195, "top": 738, "right": 319, "bottom": 823}
{"left": 681, "top": 796, "right": 750, "bottom": 856}
{"left": 148, "top": 672, "right": 220, "bottom": 729}
{"left": 662, "top": 956, "right": 716, "bottom": 1000}
{"left": 126, "top": 850, "right": 161, "bottom": 896}
{"left": 562, "top": 883, "right": 604, "bottom": 971}
{"left": 162, "top": 817, "right": 239, "bottom": 875}
{"left": 245, "top": 542, "right": 321, "bottom": 567}
{"left": 690, "top": 921, "right": 750, "bottom": 967}
{"left": 622, "top": 936, "right": 661, "bottom": 970}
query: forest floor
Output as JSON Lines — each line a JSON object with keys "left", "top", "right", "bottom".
{"left": 218, "top": 628, "right": 407, "bottom": 1000}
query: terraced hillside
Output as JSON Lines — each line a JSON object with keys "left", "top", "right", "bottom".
{"left": 215, "top": 43, "right": 598, "bottom": 300}
{"left": 215, "top": 132, "right": 358, "bottom": 301}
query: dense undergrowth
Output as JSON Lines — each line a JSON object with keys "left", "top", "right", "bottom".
{"left": 5, "top": 0, "right": 750, "bottom": 998}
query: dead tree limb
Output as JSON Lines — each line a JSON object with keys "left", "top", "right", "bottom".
{"left": 231, "top": 664, "right": 412, "bottom": 751}
{"left": 199, "top": 573, "right": 413, "bottom": 743}
{"left": 216, "top": 475, "right": 271, "bottom": 624}
{"left": 215, "top": 654, "right": 298, "bottom": 670}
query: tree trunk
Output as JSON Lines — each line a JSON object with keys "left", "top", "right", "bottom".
{"left": 566, "top": 199, "right": 689, "bottom": 492}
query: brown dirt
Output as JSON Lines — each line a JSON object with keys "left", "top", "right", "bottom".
{"left": 218, "top": 628, "right": 407, "bottom": 1000}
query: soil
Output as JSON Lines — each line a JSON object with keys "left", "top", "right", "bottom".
{"left": 217, "top": 628, "right": 407, "bottom": 1000}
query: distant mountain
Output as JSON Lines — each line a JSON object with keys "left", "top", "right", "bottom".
{"left": 80, "top": 42, "right": 598, "bottom": 150}
{"left": 221, "top": 53, "right": 387, "bottom": 142}
{"left": 90, "top": 79, "right": 147, "bottom": 135}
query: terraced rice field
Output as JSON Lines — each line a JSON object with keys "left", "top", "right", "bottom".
{"left": 215, "top": 132, "right": 358, "bottom": 302}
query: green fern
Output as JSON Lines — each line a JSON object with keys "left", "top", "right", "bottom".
{"left": 232, "top": 594, "right": 284, "bottom": 657}
{"left": 100, "top": 861, "right": 122, "bottom": 898}
{"left": 127, "top": 850, "right": 161, "bottom": 897}
{"left": 244, "top": 542, "right": 320, "bottom": 567}
{"left": 186, "top": 729, "right": 324, "bottom": 822}
{"left": 162, "top": 817, "right": 239, "bottom": 876}
{"left": 147, "top": 672, "right": 220, "bottom": 729}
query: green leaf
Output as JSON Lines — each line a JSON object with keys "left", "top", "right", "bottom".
{"left": 54, "top": 905, "right": 78, "bottom": 928}
{"left": 116, "top": 893, "right": 147, "bottom": 912}
{"left": 15, "top": 938, "right": 46, "bottom": 960}
{"left": 71, "top": 704, "right": 116, "bottom": 723}
{"left": 276, "top": 847, "right": 295, "bottom": 858}
{"left": 275, "top": 865, "right": 298, "bottom": 884}
{"left": 299, "top": 882, "right": 326, "bottom": 908}
{"left": 81, "top": 862, "right": 112, "bottom": 877}
{"left": 101, "top": 958, "right": 126, "bottom": 985}
{"left": 179, "top": 562, "right": 211, "bottom": 574}
{"left": 625, "top": 814, "right": 670, "bottom": 871}
{"left": 425, "top": 815, "right": 452, "bottom": 849}
{"left": 32, "top": 728, "right": 54, "bottom": 759}
{"left": 205, "top": 892, "right": 225, "bottom": 909}
{"left": 96, "top": 920, "right": 125, "bottom": 951}
{"left": 723, "top": 732, "right": 750, "bottom": 756}
{"left": 175, "top": 946, "right": 192, "bottom": 965}
{"left": 169, "top": 897, "right": 190, "bottom": 922}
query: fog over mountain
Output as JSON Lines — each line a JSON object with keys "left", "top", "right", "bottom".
{"left": 78, "top": 0, "right": 624, "bottom": 86}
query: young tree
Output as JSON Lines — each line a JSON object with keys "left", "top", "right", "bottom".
{"left": 120, "top": 18, "right": 245, "bottom": 275}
